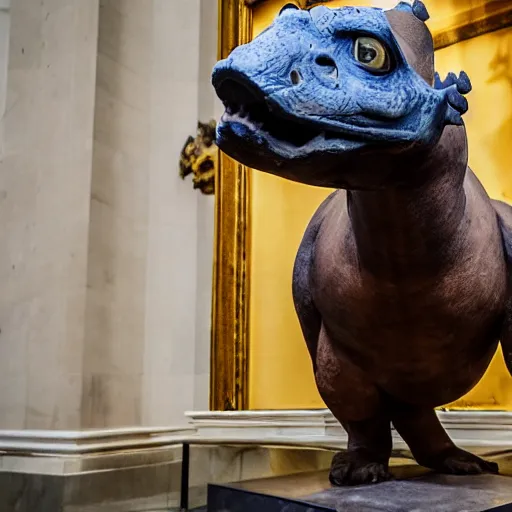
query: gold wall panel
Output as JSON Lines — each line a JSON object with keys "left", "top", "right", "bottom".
{"left": 247, "top": 0, "right": 512, "bottom": 410}
{"left": 436, "top": 28, "right": 512, "bottom": 409}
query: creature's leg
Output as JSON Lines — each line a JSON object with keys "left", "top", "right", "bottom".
{"left": 315, "top": 326, "right": 392, "bottom": 486}
{"left": 392, "top": 405, "right": 498, "bottom": 474}
{"left": 330, "top": 416, "right": 393, "bottom": 486}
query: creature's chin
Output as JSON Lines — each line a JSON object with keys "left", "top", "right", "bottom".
{"left": 217, "top": 115, "right": 365, "bottom": 163}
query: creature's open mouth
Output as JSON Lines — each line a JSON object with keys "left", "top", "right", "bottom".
{"left": 221, "top": 96, "right": 325, "bottom": 147}
{"left": 217, "top": 78, "right": 344, "bottom": 148}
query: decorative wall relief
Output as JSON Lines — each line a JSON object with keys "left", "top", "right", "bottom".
{"left": 179, "top": 120, "right": 217, "bottom": 195}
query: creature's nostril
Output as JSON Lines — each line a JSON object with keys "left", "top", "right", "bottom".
{"left": 290, "top": 69, "right": 302, "bottom": 85}
{"left": 315, "top": 55, "right": 338, "bottom": 80}
{"left": 315, "top": 55, "right": 336, "bottom": 68}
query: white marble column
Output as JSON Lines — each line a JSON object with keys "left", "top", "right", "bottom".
{"left": 81, "top": 0, "right": 153, "bottom": 428}
{"left": 0, "top": 0, "right": 100, "bottom": 429}
{"left": 82, "top": 0, "right": 213, "bottom": 428}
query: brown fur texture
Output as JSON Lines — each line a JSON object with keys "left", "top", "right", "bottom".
{"left": 290, "top": 9, "right": 512, "bottom": 486}
{"left": 294, "top": 124, "right": 511, "bottom": 484}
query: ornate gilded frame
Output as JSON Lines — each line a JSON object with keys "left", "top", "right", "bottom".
{"left": 210, "top": 0, "right": 254, "bottom": 411}
{"left": 210, "top": 0, "right": 512, "bottom": 411}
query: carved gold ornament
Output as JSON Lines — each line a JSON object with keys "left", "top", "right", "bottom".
{"left": 179, "top": 120, "right": 218, "bottom": 195}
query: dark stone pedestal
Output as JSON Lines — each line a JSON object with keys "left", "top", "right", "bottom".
{"left": 207, "top": 485, "right": 333, "bottom": 512}
{"left": 207, "top": 470, "right": 512, "bottom": 512}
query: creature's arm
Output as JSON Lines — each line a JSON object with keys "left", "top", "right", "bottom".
{"left": 495, "top": 200, "right": 512, "bottom": 376}
{"left": 292, "top": 191, "right": 339, "bottom": 371}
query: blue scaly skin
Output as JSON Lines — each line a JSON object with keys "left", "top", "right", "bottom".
{"left": 213, "top": 2, "right": 470, "bottom": 188}
{"left": 213, "top": 2, "right": 512, "bottom": 485}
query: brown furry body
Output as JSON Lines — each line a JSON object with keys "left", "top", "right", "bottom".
{"left": 293, "top": 125, "right": 512, "bottom": 484}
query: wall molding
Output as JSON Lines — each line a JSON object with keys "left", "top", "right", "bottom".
{"left": 0, "top": 410, "right": 512, "bottom": 475}
{"left": 0, "top": 426, "right": 194, "bottom": 456}
{"left": 185, "top": 409, "right": 512, "bottom": 453}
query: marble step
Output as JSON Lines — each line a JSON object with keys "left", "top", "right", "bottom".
{"left": 206, "top": 469, "right": 512, "bottom": 511}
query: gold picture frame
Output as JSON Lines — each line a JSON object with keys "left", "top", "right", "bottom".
{"left": 210, "top": 0, "right": 512, "bottom": 411}
{"left": 210, "top": 0, "right": 253, "bottom": 411}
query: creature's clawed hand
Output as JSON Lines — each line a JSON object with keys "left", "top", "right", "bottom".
{"left": 421, "top": 446, "right": 499, "bottom": 475}
{"left": 434, "top": 71, "right": 472, "bottom": 126}
{"left": 396, "top": 1, "right": 430, "bottom": 22}
{"left": 329, "top": 451, "right": 393, "bottom": 486}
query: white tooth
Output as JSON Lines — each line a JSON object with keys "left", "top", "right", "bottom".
{"left": 306, "top": 133, "right": 326, "bottom": 147}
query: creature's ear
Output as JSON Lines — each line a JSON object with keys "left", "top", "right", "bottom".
{"left": 434, "top": 71, "right": 472, "bottom": 126}
{"left": 279, "top": 3, "right": 300, "bottom": 15}
{"left": 394, "top": 1, "right": 430, "bottom": 22}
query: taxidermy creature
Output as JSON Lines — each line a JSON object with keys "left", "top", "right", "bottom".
{"left": 212, "top": 1, "right": 512, "bottom": 485}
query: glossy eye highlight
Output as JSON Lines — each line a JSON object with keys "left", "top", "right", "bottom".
{"left": 354, "top": 37, "right": 390, "bottom": 72}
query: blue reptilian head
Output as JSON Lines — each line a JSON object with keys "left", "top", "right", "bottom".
{"left": 212, "top": 2, "right": 472, "bottom": 188}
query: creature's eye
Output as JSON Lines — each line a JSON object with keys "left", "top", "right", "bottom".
{"left": 279, "top": 3, "right": 300, "bottom": 15}
{"left": 354, "top": 37, "right": 390, "bottom": 73}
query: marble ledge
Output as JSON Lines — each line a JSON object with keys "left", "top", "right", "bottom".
{"left": 186, "top": 409, "right": 512, "bottom": 451}
{"left": 0, "top": 426, "right": 194, "bottom": 455}
{"left": 0, "top": 409, "right": 511, "bottom": 474}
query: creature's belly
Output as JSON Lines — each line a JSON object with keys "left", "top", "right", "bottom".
{"left": 374, "top": 336, "right": 498, "bottom": 406}
{"left": 317, "top": 279, "right": 506, "bottom": 406}
{"left": 327, "top": 319, "right": 500, "bottom": 406}
{"left": 311, "top": 193, "right": 508, "bottom": 405}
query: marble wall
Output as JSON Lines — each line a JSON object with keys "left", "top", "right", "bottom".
{"left": 0, "top": 0, "right": 217, "bottom": 430}
{"left": 0, "top": 0, "right": 10, "bottom": 158}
